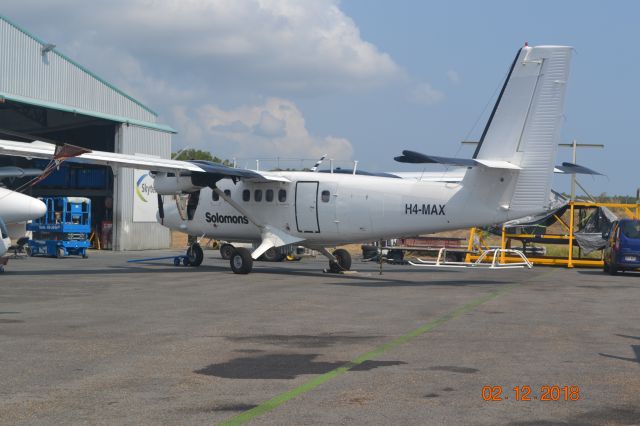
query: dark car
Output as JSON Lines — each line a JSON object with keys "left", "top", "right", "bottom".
{"left": 603, "top": 219, "right": 640, "bottom": 275}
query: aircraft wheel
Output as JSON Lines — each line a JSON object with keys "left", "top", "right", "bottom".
{"left": 330, "top": 248, "right": 351, "bottom": 272}
{"left": 608, "top": 257, "right": 618, "bottom": 275}
{"left": 220, "top": 244, "right": 234, "bottom": 260}
{"left": 230, "top": 247, "right": 253, "bottom": 274}
{"left": 56, "top": 247, "right": 64, "bottom": 259}
{"left": 260, "top": 247, "right": 286, "bottom": 262}
{"left": 187, "top": 243, "right": 204, "bottom": 267}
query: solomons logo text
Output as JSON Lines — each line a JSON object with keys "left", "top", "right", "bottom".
{"left": 205, "top": 212, "right": 249, "bottom": 225}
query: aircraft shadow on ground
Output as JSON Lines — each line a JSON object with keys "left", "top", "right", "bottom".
{"left": 195, "top": 353, "right": 405, "bottom": 380}
{"left": 324, "top": 278, "right": 509, "bottom": 288}
{"left": 4, "top": 261, "right": 513, "bottom": 288}
{"left": 599, "top": 334, "right": 640, "bottom": 365}
{"left": 577, "top": 269, "right": 640, "bottom": 277}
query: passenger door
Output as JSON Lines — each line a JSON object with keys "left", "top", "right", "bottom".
{"left": 295, "top": 181, "right": 320, "bottom": 233}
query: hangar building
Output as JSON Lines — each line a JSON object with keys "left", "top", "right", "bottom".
{"left": 0, "top": 15, "right": 174, "bottom": 250}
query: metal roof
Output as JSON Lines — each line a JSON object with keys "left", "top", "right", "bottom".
{"left": 0, "top": 14, "right": 168, "bottom": 124}
{"left": 0, "top": 91, "right": 176, "bottom": 133}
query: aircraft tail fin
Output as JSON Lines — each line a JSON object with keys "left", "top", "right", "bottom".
{"left": 473, "top": 45, "right": 573, "bottom": 214}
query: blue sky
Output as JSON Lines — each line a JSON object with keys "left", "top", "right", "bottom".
{"left": 4, "top": 1, "right": 640, "bottom": 195}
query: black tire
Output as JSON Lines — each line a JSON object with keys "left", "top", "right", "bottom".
{"left": 330, "top": 248, "right": 352, "bottom": 272}
{"left": 387, "top": 249, "right": 404, "bottom": 262}
{"left": 82, "top": 251, "right": 88, "bottom": 259}
{"left": 260, "top": 247, "right": 286, "bottom": 262}
{"left": 361, "top": 245, "right": 378, "bottom": 260}
{"left": 607, "top": 250, "right": 618, "bottom": 275}
{"left": 220, "top": 244, "right": 234, "bottom": 260}
{"left": 25, "top": 247, "right": 33, "bottom": 257}
{"left": 56, "top": 247, "right": 64, "bottom": 259}
{"left": 230, "top": 247, "right": 253, "bottom": 274}
{"left": 187, "top": 243, "right": 204, "bottom": 267}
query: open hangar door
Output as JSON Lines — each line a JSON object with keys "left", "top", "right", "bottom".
{"left": 0, "top": 99, "right": 117, "bottom": 249}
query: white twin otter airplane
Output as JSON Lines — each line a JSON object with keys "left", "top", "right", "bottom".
{"left": 0, "top": 45, "right": 573, "bottom": 273}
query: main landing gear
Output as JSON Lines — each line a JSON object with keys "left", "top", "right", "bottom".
{"left": 230, "top": 247, "right": 253, "bottom": 274}
{"left": 323, "top": 248, "right": 352, "bottom": 273}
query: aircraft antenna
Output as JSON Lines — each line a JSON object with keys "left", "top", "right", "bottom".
{"left": 310, "top": 154, "right": 327, "bottom": 172}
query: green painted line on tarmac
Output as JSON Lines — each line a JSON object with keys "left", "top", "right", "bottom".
{"left": 218, "top": 271, "right": 551, "bottom": 426}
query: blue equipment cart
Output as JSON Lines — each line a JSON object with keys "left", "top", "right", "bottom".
{"left": 27, "top": 197, "right": 91, "bottom": 258}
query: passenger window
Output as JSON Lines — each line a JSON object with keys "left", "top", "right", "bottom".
{"left": 224, "top": 189, "right": 231, "bottom": 197}
{"left": 243, "top": 189, "right": 250, "bottom": 202}
{"left": 321, "top": 190, "right": 330, "bottom": 202}
{"left": 212, "top": 190, "right": 219, "bottom": 201}
{"left": 254, "top": 189, "right": 262, "bottom": 202}
{"left": 266, "top": 189, "right": 274, "bottom": 202}
{"left": 278, "top": 189, "right": 287, "bottom": 202}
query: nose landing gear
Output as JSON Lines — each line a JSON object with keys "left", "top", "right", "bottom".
{"left": 184, "top": 242, "right": 204, "bottom": 266}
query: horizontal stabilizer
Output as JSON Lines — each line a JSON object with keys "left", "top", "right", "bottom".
{"left": 474, "top": 159, "right": 521, "bottom": 170}
{"left": 554, "top": 162, "right": 602, "bottom": 175}
{"left": 394, "top": 150, "right": 521, "bottom": 169}
{"left": 394, "top": 150, "right": 475, "bottom": 166}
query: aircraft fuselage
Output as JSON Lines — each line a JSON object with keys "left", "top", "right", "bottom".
{"left": 160, "top": 169, "right": 522, "bottom": 247}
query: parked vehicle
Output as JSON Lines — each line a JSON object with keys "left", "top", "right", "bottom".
{"left": 603, "top": 219, "right": 640, "bottom": 275}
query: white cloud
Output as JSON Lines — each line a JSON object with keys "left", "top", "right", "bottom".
{"left": 4, "top": 0, "right": 402, "bottom": 96}
{"left": 447, "top": 70, "right": 461, "bottom": 85}
{"left": 408, "top": 82, "right": 445, "bottom": 106}
{"left": 174, "top": 98, "right": 354, "bottom": 161}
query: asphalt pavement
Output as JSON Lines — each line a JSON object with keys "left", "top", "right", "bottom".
{"left": 1, "top": 250, "right": 639, "bottom": 425}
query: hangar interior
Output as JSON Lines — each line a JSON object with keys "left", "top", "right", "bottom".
{"left": 0, "top": 14, "right": 175, "bottom": 250}
{"left": 0, "top": 103, "right": 116, "bottom": 246}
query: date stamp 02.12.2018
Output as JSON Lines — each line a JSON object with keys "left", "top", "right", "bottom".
{"left": 482, "top": 385, "right": 580, "bottom": 401}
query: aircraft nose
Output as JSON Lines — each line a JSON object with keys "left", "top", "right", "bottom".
{"left": 30, "top": 198, "right": 47, "bottom": 219}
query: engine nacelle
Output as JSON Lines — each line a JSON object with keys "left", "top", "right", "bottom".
{"left": 152, "top": 173, "right": 203, "bottom": 194}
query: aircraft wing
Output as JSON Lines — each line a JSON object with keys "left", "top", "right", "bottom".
{"left": 0, "top": 139, "right": 289, "bottom": 183}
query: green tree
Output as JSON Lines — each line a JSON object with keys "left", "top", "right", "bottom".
{"left": 171, "top": 149, "right": 232, "bottom": 166}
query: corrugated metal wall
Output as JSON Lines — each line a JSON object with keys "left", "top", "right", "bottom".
{"left": 114, "top": 124, "right": 171, "bottom": 250}
{"left": 0, "top": 17, "right": 156, "bottom": 123}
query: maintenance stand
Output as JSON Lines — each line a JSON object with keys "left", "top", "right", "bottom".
{"left": 27, "top": 197, "right": 91, "bottom": 258}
